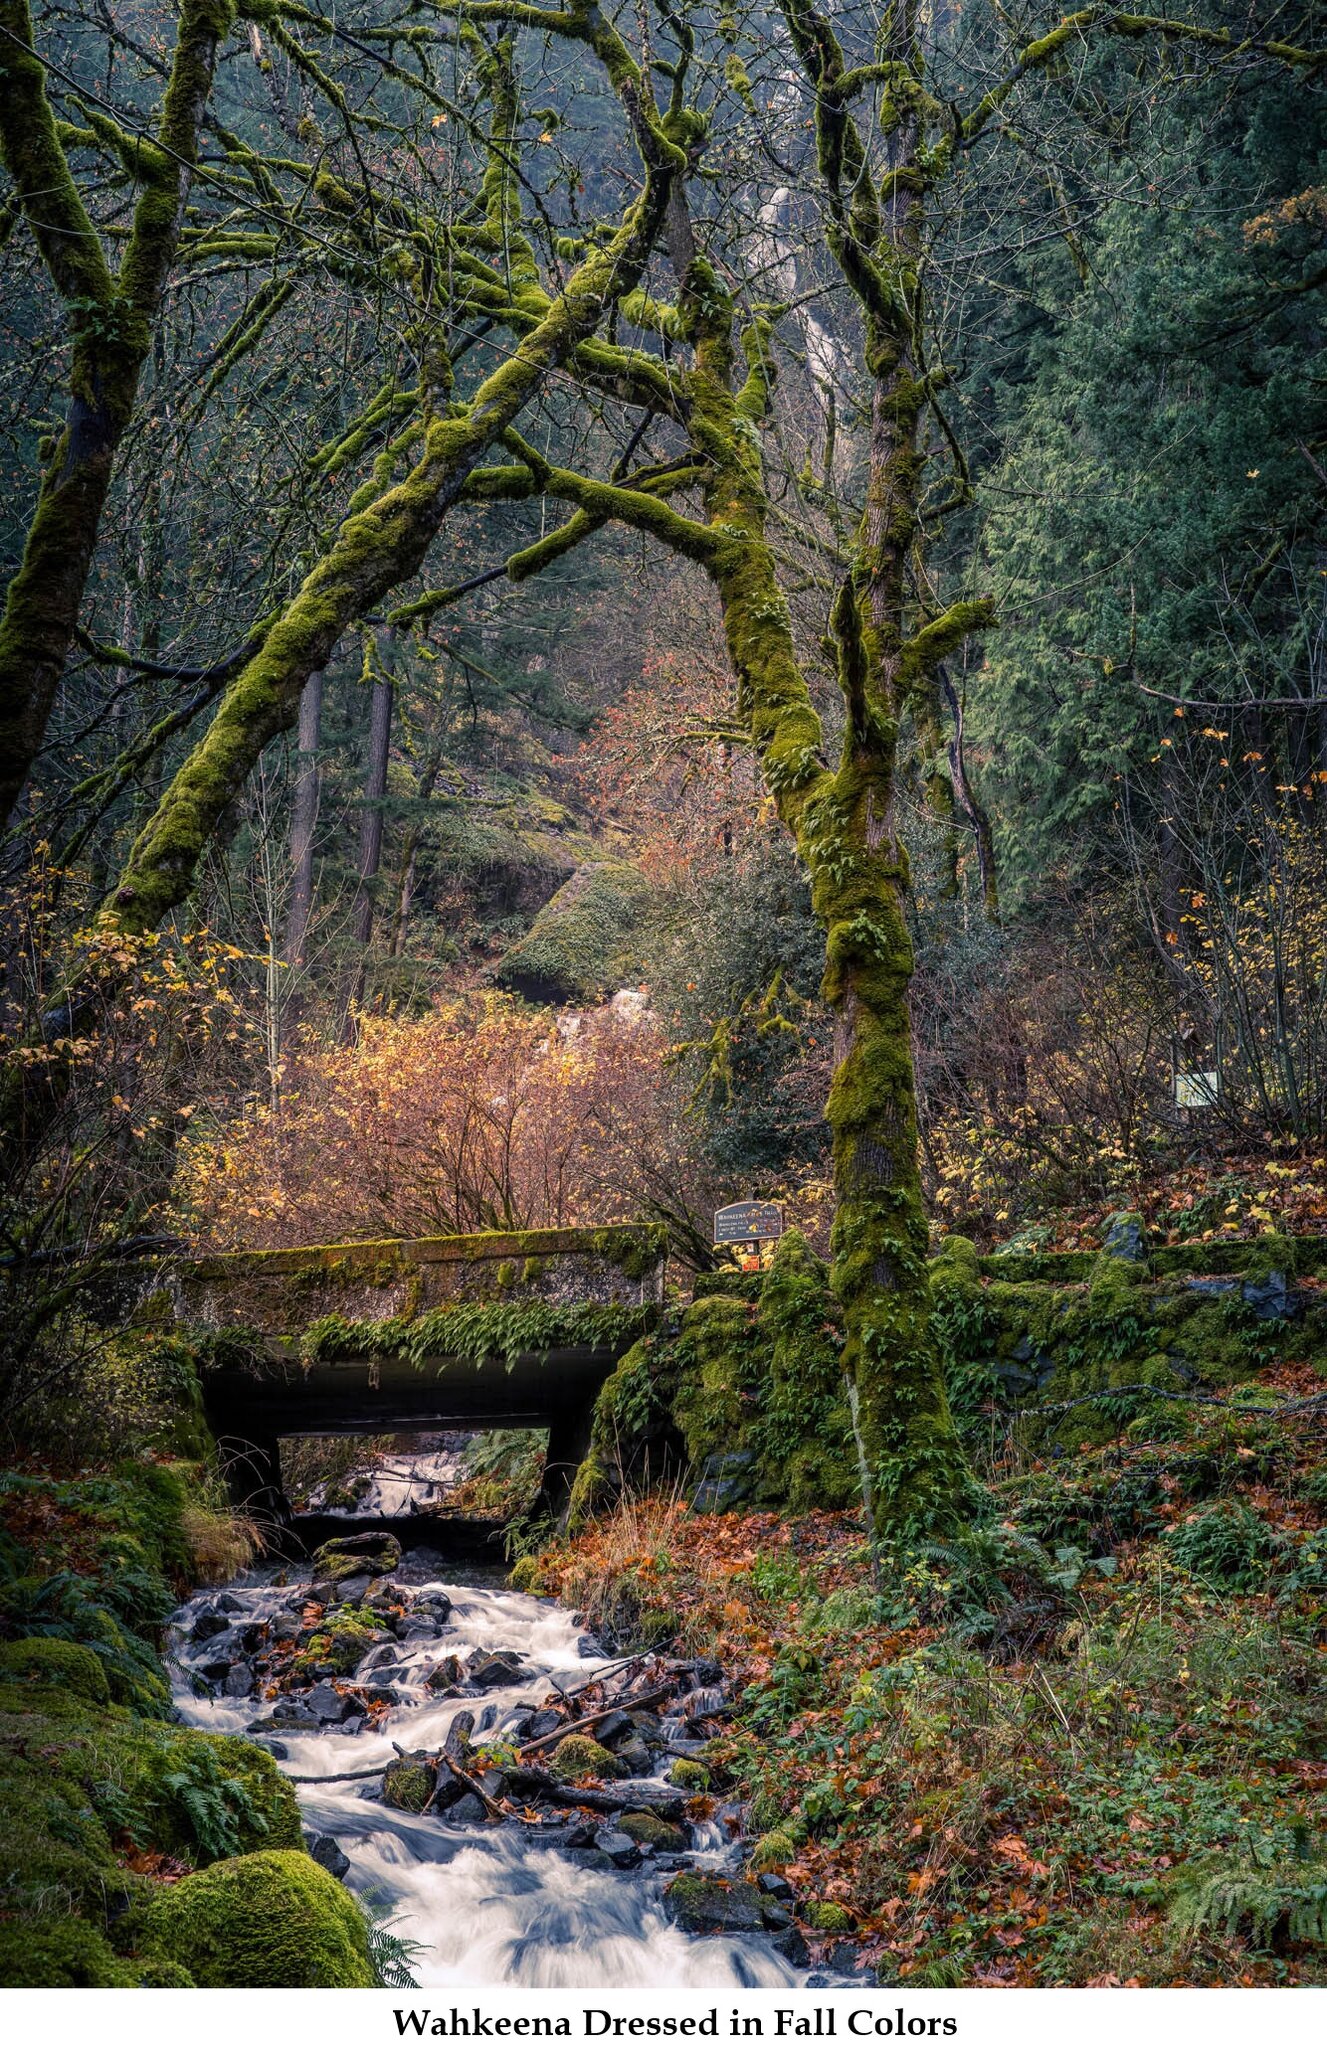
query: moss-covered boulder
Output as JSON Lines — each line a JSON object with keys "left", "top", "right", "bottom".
{"left": 0, "top": 1636, "right": 110, "bottom": 1705}
{"left": 382, "top": 1759, "right": 435, "bottom": 1813}
{"left": 550, "top": 1734, "right": 628, "bottom": 1781}
{"left": 0, "top": 1915, "right": 139, "bottom": 1987}
{"left": 663, "top": 1871, "right": 767, "bottom": 1935}
{"left": 494, "top": 859, "right": 652, "bottom": 1003}
{"left": 137, "top": 1848, "right": 377, "bottom": 1987}
{"left": 310, "top": 1531, "right": 401, "bottom": 1582}
{"left": 619, "top": 1809, "right": 687, "bottom": 1852}
{"left": 293, "top": 1607, "right": 387, "bottom": 1677}
{"left": 668, "top": 1757, "right": 709, "bottom": 1792}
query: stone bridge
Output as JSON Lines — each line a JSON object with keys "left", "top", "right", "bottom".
{"left": 174, "top": 1224, "right": 667, "bottom": 1525}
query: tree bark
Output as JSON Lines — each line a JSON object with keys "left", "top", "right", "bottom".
{"left": 0, "top": 101, "right": 678, "bottom": 1163}
{"left": 342, "top": 667, "right": 394, "bottom": 1030}
{"left": 284, "top": 670, "right": 324, "bottom": 972}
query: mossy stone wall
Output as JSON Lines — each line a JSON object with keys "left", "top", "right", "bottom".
{"left": 569, "top": 1226, "right": 1327, "bottom": 1518}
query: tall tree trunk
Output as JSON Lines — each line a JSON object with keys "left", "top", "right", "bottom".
{"left": 343, "top": 668, "right": 394, "bottom": 1029}
{"left": 283, "top": 670, "right": 324, "bottom": 973}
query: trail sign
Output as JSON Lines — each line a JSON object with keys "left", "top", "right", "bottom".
{"left": 714, "top": 1200, "right": 785, "bottom": 1245}
{"left": 1175, "top": 1070, "right": 1220, "bottom": 1109}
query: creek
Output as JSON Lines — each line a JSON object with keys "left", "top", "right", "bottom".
{"left": 167, "top": 1543, "right": 807, "bottom": 1989}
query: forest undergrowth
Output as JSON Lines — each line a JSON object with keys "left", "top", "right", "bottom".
{"left": 526, "top": 1363, "right": 1327, "bottom": 1987}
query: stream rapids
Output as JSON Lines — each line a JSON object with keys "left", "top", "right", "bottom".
{"left": 167, "top": 1544, "right": 807, "bottom": 1989}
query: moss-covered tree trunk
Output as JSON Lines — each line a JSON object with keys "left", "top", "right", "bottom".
{"left": 670, "top": 222, "right": 974, "bottom": 1532}
{"left": 0, "top": 0, "right": 233, "bottom": 825}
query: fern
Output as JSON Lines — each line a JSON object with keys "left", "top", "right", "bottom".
{"left": 299, "top": 1302, "right": 652, "bottom": 1375}
{"left": 161, "top": 1757, "right": 269, "bottom": 1861}
{"left": 1169, "top": 1837, "right": 1327, "bottom": 1950}
{"left": 357, "top": 1892, "right": 424, "bottom": 1989}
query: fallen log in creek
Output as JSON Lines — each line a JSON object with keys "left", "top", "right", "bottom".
{"left": 505, "top": 1766, "right": 688, "bottom": 1820}
{"left": 516, "top": 1682, "right": 675, "bottom": 1759}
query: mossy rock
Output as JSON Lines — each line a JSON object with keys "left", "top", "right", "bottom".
{"left": 663, "top": 1871, "right": 766, "bottom": 1935}
{"left": 494, "top": 859, "right": 653, "bottom": 1004}
{"left": 550, "top": 1734, "right": 628, "bottom": 1781}
{"left": 0, "top": 1636, "right": 110, "bottom": 1706}
{"left": 805, "top": 1900, "right": 855, "bottom": 1932}
{"left": 618, "top": 1809, "right": 687, "bottom": 1851}
{"left": 668, "top": 1757, "right": 709, "bottom": 1792}
{"left": 138, "top": 1848, "right": 376, "bottom": 1987}
{"left": 382, "top": 1760, "right": 435, "bottom": 1813}
{"left": 311, "top": 1532, "right": 401, "bottom": 1581}
{"left": 507, "top": 1557, "right": 546, "bottom": 1595}
{"left": 294, "top": 1608, "right": 385, "bottom": 1677}
{"left": 0, "top": 1674, "right": 300, "bottom": 1923}
{"left": 0, "top": 1915, "right": 138, "bottom": 1987}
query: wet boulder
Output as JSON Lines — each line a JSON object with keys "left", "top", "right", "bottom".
{"left": 427, "top": 1762, "right": 471, "bottom": 1813}
{"left": 663, "top": 1874, "right": 768, "bottom": 1936}
{"left": 221, "top": 1663, "right": 254, "bottom": 1698}
{"left": 591, "top": 1710, "right": 635, "bottom": 1749}
{"left": 593, "top": 1827, "right": 642, "bottom": 1869}
{"left": 305, "top": 1682, "right": 355, "bottom": 1724}
{"left": 528, "top": 1708, "right": 563, "bottom": 1740}
{"left": 615, "top": 1738, "right": 653, "bottom": 1775}
{"left": 771, "top": 1926, "right": 810, "bottom": 1969}
{"left": 249, "top": 1700, "right": 320, "bottom": 1732}
{"left": 305, "top": 1832, "right": 350, "bottom": 1881}
{"left": 189, "top": 1609, "right": 230, "bottom": 1644}
{"left": 414, "top": 1591, "right": 453, "bottom": 1622}
{"left": 366, "top": 1577, "right": 410, "bottom": 1608}
{"left": 464, "top": 1650, "right": 528, "bottom": 1689}
{"left": 445, "top": 1792, "right": 488, "bottom": 1826}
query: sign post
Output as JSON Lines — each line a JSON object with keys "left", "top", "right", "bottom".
{"left": 714, "top": 1200, "right": 785, "bottom": 1270}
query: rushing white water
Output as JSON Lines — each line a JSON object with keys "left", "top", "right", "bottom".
{"left": 168, "top": 1556, "right": 802, "bottom": 1989}
{"left": 305, "top": 1446, "right": 468, "bottom": 1519}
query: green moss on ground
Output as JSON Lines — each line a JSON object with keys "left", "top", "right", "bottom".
{"left": 566, "top": 1223, "right": 1327, "bottom": 1519}
{"left": 0, "top": 1428, "right": 367, "bottom": 1988}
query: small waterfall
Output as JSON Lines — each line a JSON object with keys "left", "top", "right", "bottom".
{"left": 168, "top": 1551, "right": 806, "bottom": 1989}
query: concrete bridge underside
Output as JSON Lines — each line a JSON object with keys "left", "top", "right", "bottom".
{"left": 206, "top": 1343, "right": 620, "bottom": 1524}
{"left": 174, "top": 1225, "right": 667, "bottom": 1531}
